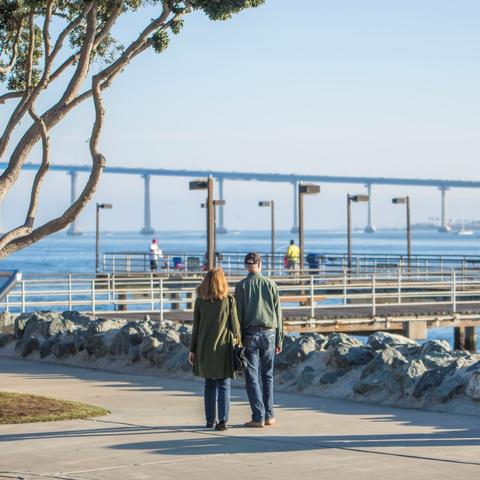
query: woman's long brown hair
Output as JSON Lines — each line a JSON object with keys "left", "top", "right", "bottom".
{"left": 197, "top": 267, "right": 229, "bottom": 302}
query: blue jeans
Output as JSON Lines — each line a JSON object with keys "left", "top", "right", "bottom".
{"left": 204, "top": 378, "right": 231, "bottom": 425}
{"left": 244, "top": 329, "right": 275, "bottom": 422}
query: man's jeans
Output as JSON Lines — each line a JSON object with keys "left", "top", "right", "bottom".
{"left": 244, "top": 329, "right": 275, "bottom": 422}
{"left": 204, "top": 378, "right": 231, "bottom": 425}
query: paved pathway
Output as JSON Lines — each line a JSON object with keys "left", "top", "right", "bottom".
{"left": 0, "top": 357, "right": 479, "bottom": 479}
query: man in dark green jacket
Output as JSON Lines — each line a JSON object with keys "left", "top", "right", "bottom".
{"left": 235, "top": 252, "right": 283, "bottom": 428}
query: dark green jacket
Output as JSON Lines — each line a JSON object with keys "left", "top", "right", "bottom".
{"left": 190, "top": 295, "right": 241, "bottom": 379}
{"left": 234, "top": 272, "right": 283, "bottom": 347}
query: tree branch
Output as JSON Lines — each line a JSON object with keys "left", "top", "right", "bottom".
{"left": 0, "top": 106, "right": 50, "bottom": 250}
{"left": 26, "top": 11, "right": 35, "bottom": 89}
{"left": 43, "top": 0, "right": 55, "bottom": 64}
{"left": 0, "top": 21, "right": 22, "bottom": 75}
{"left": 0, "top": 75, "right": 105, "bottom": 259}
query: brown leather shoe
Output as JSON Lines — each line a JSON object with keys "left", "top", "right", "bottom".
{"left": 244, "top": 420, "right": 265, "bottom": 428}
{"left": 265, "top": 417, "right": 276, "bottom": 426}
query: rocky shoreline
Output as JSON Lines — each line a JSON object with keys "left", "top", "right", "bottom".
{"left": 1, "top": 311, "right": 480, "bottom": 415}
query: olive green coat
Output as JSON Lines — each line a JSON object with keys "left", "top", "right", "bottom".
{"left": 190, "top": 295, "right": 242, "bottom": 380}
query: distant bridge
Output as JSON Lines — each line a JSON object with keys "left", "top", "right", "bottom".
{"left": 1, "top": 161, "right": 478, "bottom": 234}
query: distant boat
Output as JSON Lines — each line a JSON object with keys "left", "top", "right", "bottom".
{"left": 457, "top": 228, "right": 474, "bottom": 236}
{"left": 456, "top": 216, "right": 474, "bottom": 236}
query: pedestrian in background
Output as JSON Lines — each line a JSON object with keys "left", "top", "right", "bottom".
{"left": 235, "top": 252, "right": 283, "bottom": 428}
{"left": 287, "top": 239, "right": 300, "bottom": 271}
{"left": 189, "top": 268, "right": 242, "bottom": 431}
{"left": 149, "top": 238, "right": 162, "bottom": 271}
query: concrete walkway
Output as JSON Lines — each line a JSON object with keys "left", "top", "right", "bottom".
{"left": 0, "top": 358, "right": 479, "bottom": 480}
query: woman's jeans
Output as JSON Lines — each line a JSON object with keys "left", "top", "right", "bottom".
{"left": 244, "top": 328, "right": 275, "bottom": 423}
{"left": 204, "top": 378, "right": 231, "bottom": 424}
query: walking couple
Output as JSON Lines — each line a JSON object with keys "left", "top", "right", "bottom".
{"left": 188, "top": 252, "right": 283, "bottom": 431}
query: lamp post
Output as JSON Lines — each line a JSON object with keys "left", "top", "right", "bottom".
{"left": 392, "top": 196, "right": 411, "bottom": 271}
{"left": 95, "top": 202, "right": 112, "bottom": 273}
{"left": 201, "top": 199, "right": 225, "bottom": 265}
{"left": 190, "top": 177, "right": 214, "bottom": 269}
{"left": 347, "top": 194, "right": 369, "bottom": 271}
{"left": 259, "top": 200, "right": 275, "bottom": 271}
{"left": 298, "top": 184, "right": 320, "bottom": 271}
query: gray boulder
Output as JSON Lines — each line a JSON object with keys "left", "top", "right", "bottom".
{"left": 139, "top": 336, "right": 160, "bottom": 361}
{"left": 16, "top": 336, "right": 40, "bottom": 357}
{"left": 276, "top": 336, "right": 316, "bottom": 368}
{"left": 412, "top": 359, "right": 468, "bottom": 399}
{"left": 0, "top": 311, "right": 14, "bottom": 333}
{"left": 330, "top": 345, "right": 372, "bottom": 369}
{"left": 319, "top": 369, "right": 349, "bottom": 386}
{"left": 466, "top": 372, "right": 480, "bottom": 401}
{"left": 361, "top": 346, "right": 408, "bottom": 380}
{"left": 51, "top": 338, "right": 76, "bottom": 358}
{"left": 434, "top": 375, "right": 466, "bottom": 403}
{"left": 368, "top": 332, "right": 417, "bottom": 350}
{"left": 327, "top": 333, "right": 362, "bottom": 348}
{"left": 304, "top": 333, "right": 328, "bottom": 350}
{"left": 420, "top": 340, "right": 451, "bottom": 356}
{"left": 0, "top": 333, "right": 13, "bottom": 348}
{"left": 297, "top": 365, "right": 316, "bottom": 391}
{"left": 40, "top": 336, "right": 60, "bottom": 358}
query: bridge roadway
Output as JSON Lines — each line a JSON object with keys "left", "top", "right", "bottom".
{"left": 8, "top": 161, "right": 480, "bottom": 188}
{"left": 5, "top": 161, "right": 480, "bottom": 233}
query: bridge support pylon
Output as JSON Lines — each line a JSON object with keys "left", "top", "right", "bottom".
{"left": 438, "top": 186, "right": 451, "bottom": 232}
{"left": 290, "top": 181, "right": 299, "bottom": 233}
{"left": 217, "top": 177, "right": 228, "bottom": 234}
{"left": 364, "top": 184, "right": 376, "bottom": 233}
{"left": 66, "top": 171, "right": 82, "bottom": 236}
{"left": 140, "top": 174, "right": 155, "bottom": 235}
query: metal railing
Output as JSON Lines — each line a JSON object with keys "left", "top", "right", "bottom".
{"left": 2, "top": 270, "right": 480, "bottom": 321}
{"left": 101, "top": 251, "right": 480, "bottom": 277}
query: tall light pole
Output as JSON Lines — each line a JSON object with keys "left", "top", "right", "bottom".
{"left": 259, "top": 201, "right": 275, "bottom": 271}
{"left": 190, "top": 177, "right": 214, "bottom": 269}
{"left": 298, "top": 184, "right": 320, "bottom": 272}
{"left": 392, "top": 196, "right": 411, "bottom": 271}
{"left": 95, "top": 202, "right": 112, "bottom": 273}
{"left": 201, "top": 199, "right": 225, "bottom": 265}
{"left": 347, "top": 194, "right": 369, "bottom": 271}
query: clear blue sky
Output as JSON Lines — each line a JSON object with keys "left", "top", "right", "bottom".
{"left": 2, "top": 0, "right": 479, "bottom": 232}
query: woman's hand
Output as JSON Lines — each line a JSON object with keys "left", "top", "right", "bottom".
{"left": 188, "top": 352, "right": 195, "bottom": 366}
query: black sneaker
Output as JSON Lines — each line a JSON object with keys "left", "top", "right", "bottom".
{"left": 215, "top": 421, "right": 228, "bottom": 431}
{"left": 206, "top": 422, "right": 214, "bottom": 428}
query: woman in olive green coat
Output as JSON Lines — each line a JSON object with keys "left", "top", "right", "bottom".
{"left": 188, "top": 267, "right": 242, "bottom": 431}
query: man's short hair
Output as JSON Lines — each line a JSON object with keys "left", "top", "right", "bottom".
{"left": 244, "top": 252, "right": 262, "bottom": 265}
{"left": 290, "top": 239, "right": 295, "bottom": 245}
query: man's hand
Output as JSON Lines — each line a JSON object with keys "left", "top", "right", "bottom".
{"left": 188, "top": 352, "right": 195, "bottom": 366}
{"left": 275, "top": 345, "right": 282, "bottom": 355}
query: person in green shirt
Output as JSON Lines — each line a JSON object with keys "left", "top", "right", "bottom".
{"left": 235, "top": 252, "right": 283, "bottom": 428}
{"left": 189, "top": 268, "right": 242, "bottom": 431}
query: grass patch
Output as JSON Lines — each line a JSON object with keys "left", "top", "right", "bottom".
{"left": 0, "top": 392, "right": 109, "bottom": 424}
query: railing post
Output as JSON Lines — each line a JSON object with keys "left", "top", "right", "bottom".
{"left": 21, "top": 281, "right": 26, "bottom": 313}
{"left": 310, "top": 275, "right": 315, "bottom": 318}
{"left": 150, "top": 272, "right": 154, "bottom": 311}
{"left": 92, "top": 279, "right": 96, "bottom": 315}
{"left": 452, "top": 270, "right": 457, "bottom": 313}
{"left": 127, "top": 254, "right": 131, "bottom": 273}
{"left": 372, "top": 274, "right": 376, "bottom": 317}
{"left": 112, "top": 254, "right": 116, "bottom": 273}
{"left": 160, "top": 277, "right": 164, "bottom": 322}
{"left": 68, "top": 274, "right": 73, "bottom": 310}
{"left": 398, "top": 272, "right": 402, "bottom": 304}
{"left": 343, "top": 268, "right": 347, "bottom": 305}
